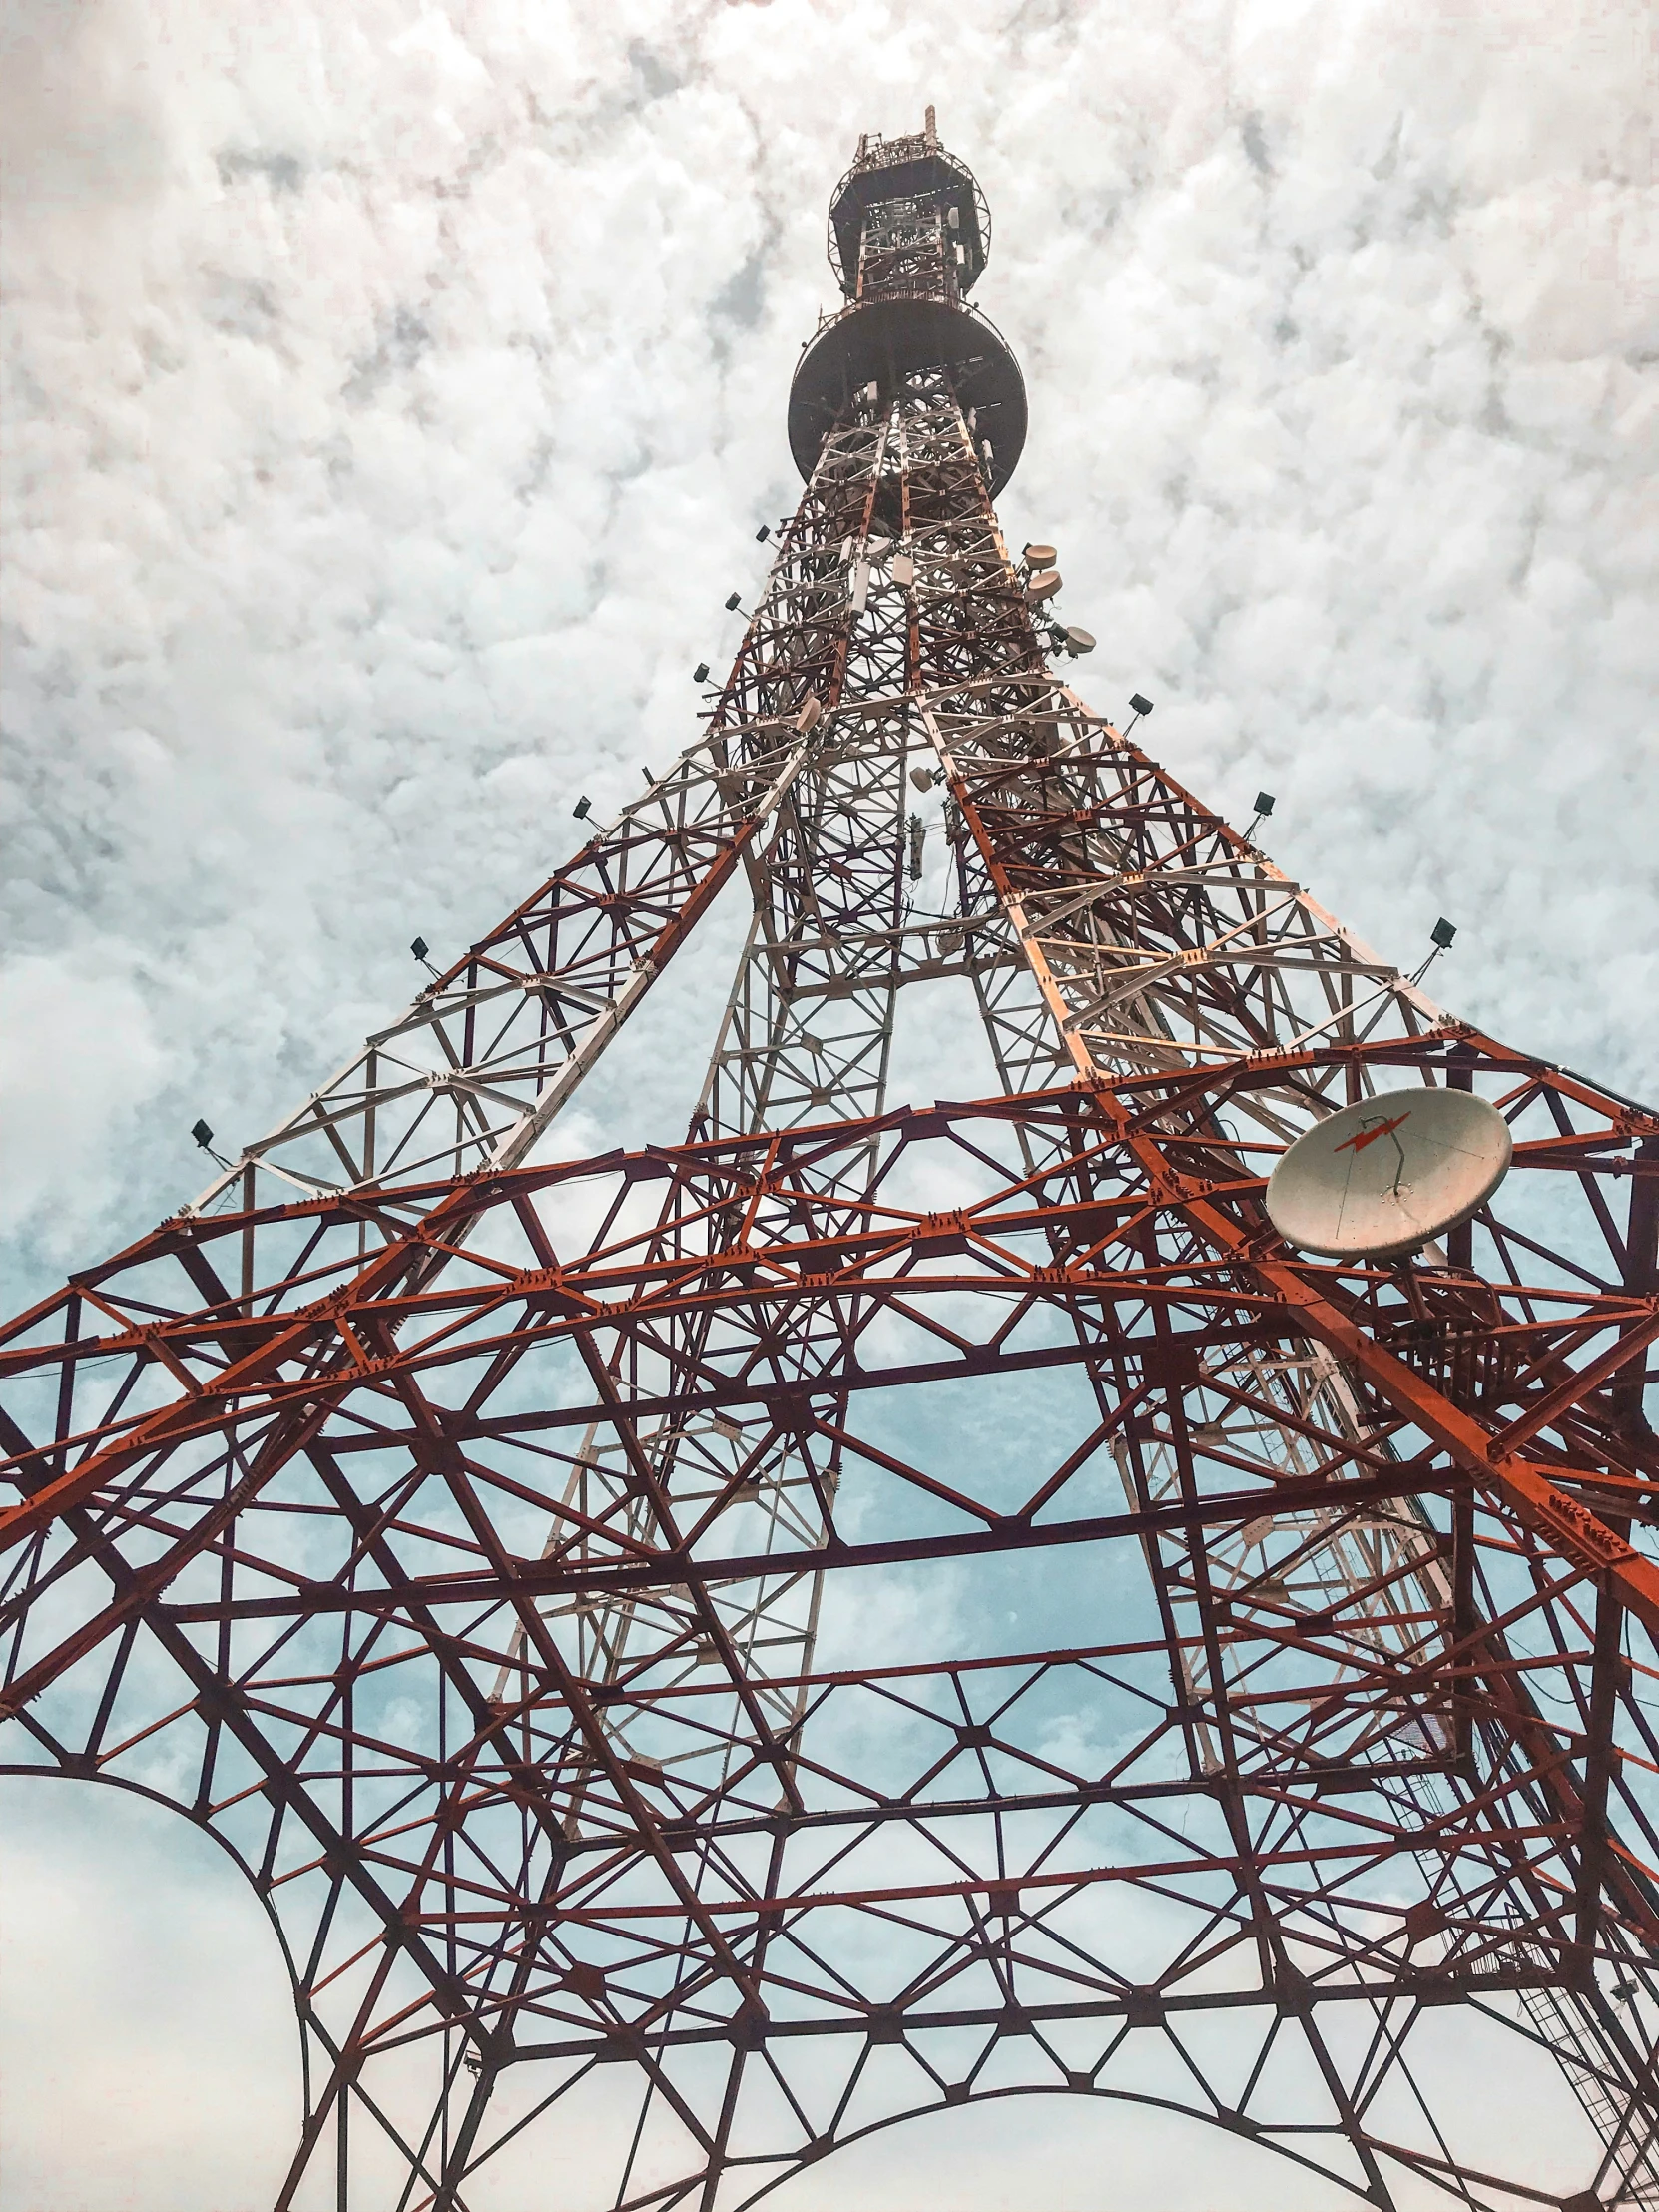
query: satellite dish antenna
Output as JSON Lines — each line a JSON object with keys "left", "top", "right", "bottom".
{"left": 1266, "top": 1087, "right": 1512, "bottom": 1260}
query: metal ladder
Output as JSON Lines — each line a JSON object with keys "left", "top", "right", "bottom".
{"left": 1517, "top": 1980, "right": 1659, "bottom": 2208}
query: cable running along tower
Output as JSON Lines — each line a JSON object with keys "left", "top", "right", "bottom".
{"left": 7, "top": 118, "right": 1659, "bottom": 2212}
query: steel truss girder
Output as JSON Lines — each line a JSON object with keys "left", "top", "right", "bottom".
{"left": 3, "top": 369, "right": 1659, "bottom": 2211}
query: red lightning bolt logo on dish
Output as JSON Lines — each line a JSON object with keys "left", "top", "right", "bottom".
{"left": 1334, "top": 1110, "right": 1411, "bottom": 1157}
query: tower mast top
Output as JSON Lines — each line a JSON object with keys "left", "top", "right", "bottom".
{"left": 828, "top": 110, "right": 990, "bottom": 300}
{"left": 788, "top": 112, "right": 1027, "bottom": 492}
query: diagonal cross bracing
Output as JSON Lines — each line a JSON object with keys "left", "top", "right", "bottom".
{"left": 5, "top": 121, "right": 1659, "bottom": 2212}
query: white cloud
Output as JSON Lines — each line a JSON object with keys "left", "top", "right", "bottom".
{"left": 2, "top": 0, "right": 1656, "bottom": 2200}
{"left": 0, "top": 951, "right": 170, "bottom": 1257}
{"left": 0, "top": 1781, "right": 299, "bottom": 2210}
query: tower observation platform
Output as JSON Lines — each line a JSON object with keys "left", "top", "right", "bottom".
{"left": 2, "top": 114, "right": 1659, "bottom": 2212}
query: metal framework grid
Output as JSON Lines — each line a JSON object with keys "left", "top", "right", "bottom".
{"left": 4, "top": 121, "right": 1659, "bottom": 2212}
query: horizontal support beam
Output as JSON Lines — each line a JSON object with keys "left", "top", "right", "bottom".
{"left": 508, "top": 1968, "right": 1573, "bottom": 2065}
{"left": 156, "top": 1462, "right": 1448, "bottom": 1629}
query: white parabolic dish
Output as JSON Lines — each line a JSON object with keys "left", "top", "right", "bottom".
{"left": 1266, "top": 1087, "right": 1514, "bottom": 1260}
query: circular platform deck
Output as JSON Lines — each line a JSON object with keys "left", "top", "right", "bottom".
{"left": 787, "top": 297, "right": 1028, "bottom": 495}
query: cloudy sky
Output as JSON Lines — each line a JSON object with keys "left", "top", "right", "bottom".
{"left": 2, "top": 0, "right": 1656, "bottom": 2203}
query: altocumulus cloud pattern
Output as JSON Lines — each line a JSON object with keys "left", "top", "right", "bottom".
{"left": 0, "top": 3, "right": 1655, "bottom": 2206}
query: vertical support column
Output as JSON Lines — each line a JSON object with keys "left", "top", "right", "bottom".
{"left": 694, "top": 403, "right": 904, "bottom": 1175}
{"left": 1576, "top": 1572, "right": 1626, "bottom": 1983}
{"left": 1615, "top": 1138, "right": 1659, "bottom": 1433}
{"left": 1451, "top": 1482, "right": 1477, "bottom": 1775}
{"left": 1446, "top": 1044, "right": 1476, "bottom": 1271}
{"left": 1577, "top": 1137, "right": 1659, "bottom": 1981}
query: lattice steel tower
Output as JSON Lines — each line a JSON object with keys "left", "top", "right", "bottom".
{"left": 6, "top": 116, "right": 1659, "bottom": 2212}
